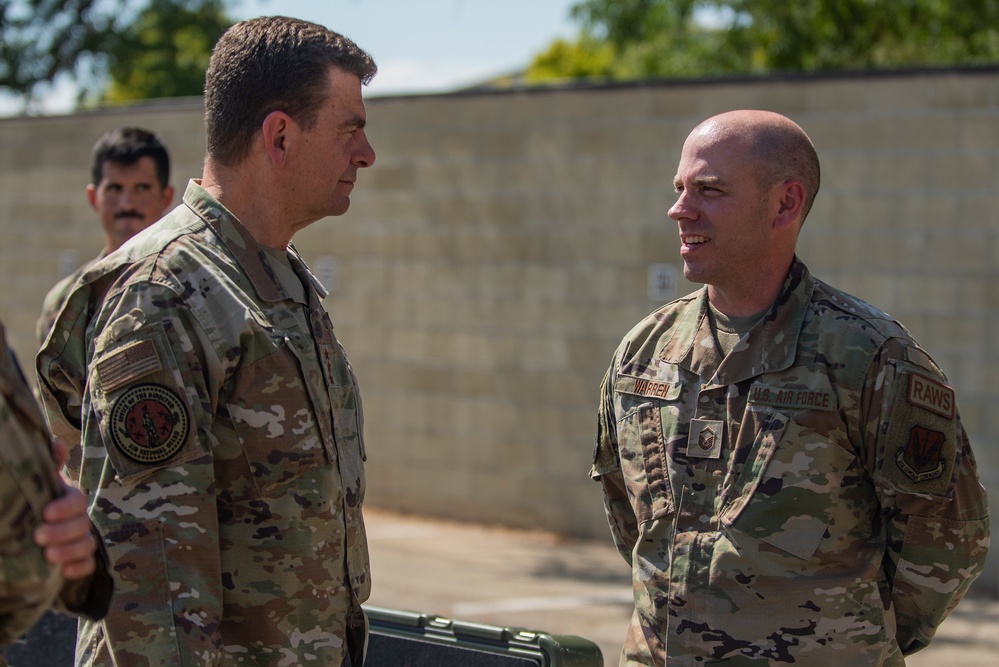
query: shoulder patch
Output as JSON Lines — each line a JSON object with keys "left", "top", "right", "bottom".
{"left": 907, "top": 372, "right": 955, "bottom": 420}
{"left": 109, "top": 383, "right": 189, "bottom": 465}
{"left": 896, "top": 425, "right": 946, "bottom": 484}
{"left": 879, "top": 363, "right": 959, "bottom": 498}
{"left": 96, "top": 339, "right": 162, "bottom": 394}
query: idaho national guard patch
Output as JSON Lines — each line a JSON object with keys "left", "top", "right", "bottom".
{"left": 110, "top": 384, "right": 190, "bottom": 464}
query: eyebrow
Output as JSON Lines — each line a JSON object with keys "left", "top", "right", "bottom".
{"left": 341, "top": 115, "right": 367, "bottom": 130}
{"left": 674, "top": 174, "right": 723, "bottom": 189}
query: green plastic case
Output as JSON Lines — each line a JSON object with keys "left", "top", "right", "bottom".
{"left": 363, "top": 605, "right": 604, "bottom": 667}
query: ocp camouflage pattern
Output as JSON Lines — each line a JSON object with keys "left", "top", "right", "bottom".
{"left": 592, "top": 258, "right": 990, "bottom": 666}
{"left": 37, "top": 180, "right": 370, "bottom": 666}
{"left": 36, "top": 253, "right": 103, "bottom": 349}
{"left": 0, "top": 319, "right": 64, "bottom": 646}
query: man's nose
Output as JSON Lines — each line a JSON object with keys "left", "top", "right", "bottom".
{"left": 668, "top": 192, "right": 692, "bottom": 221}
{"left": 354, "top": 132, "right": 375, "bottom": 168}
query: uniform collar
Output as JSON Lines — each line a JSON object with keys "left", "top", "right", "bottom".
{"left": 182, "top": 180, "right": 328, "bottom": 305}
{"left": 659, "top": 257, "right": 814, "bottom": 384}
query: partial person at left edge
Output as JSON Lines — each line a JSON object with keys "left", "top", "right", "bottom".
{"left": 36, "top": 127, "right": 174, "bottom": 345}
{"left": 0, "top": 316, "right": 112, "bottom": 649}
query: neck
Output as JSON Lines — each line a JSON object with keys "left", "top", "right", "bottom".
{"left": 201, "top": 162, "right": 292, "bottom": 249}
{"left": 707, "top": 257, "right": 794, "bottom": 317}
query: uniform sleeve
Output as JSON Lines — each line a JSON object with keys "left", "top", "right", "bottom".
{"left": 860, "top": 338, "right": 990, "bottom": 655}
{"left": 0, "top": 348, "right": 64, "bottom": 645}
{"left": 36, "top": 273, "right": 75, "bottom": 348}
{"left": 36, "top": 280, "right": 97, "bottom": 479}
{"left": 81, "top": 285, "right": 225, "bottom": 664}
{"left": 591, "top": 359, "right": 639, "bottom": 565}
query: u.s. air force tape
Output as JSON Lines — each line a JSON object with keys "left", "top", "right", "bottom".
{"left": 109, "top": 383, "right": 190, "bottom": 465}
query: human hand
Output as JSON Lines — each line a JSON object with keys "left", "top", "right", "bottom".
{"left": 51, "top": 438, "right": 69, "bottom": 468}
{"left": 33, "top": 481, "right": 97, "bottom": 580}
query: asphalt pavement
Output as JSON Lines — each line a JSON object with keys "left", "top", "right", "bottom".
{"left": 364, "top": 508, "right": 999, "bottom": 667}
{"left": 3, "top": 507, "right": 995, "bottom": 666}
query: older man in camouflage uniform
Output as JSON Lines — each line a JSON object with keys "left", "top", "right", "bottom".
{"left": 37, "top": 16, "right": 375, "bottom": 666}
{"left": 592, "top": 110, "right": 989, "bottom": 666}
{"left": 0, "top": 318, "right": 111, "bottom": 648}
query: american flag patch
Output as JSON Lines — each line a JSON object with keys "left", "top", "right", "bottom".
{"left": 96, "top": 339, "right": 162, "bottom": 393}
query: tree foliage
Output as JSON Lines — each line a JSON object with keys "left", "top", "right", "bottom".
{"left": 526, "top": 0, "right": 999, "bottom": 83}
{"left": 0, "top": 0, "right": 233, "bottom": 110}
{"left": 101, "top": 0, "right": 231, "bottom": 104}
{"left": 0, "top": 0, "right": 113, "bottom": 96}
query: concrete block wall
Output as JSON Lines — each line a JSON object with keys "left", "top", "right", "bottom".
{"left": 0, "top": 69, "right": 995, "bottom": 592}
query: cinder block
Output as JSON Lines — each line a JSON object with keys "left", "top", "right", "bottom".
{"left": 0, "top": 74, "right": 995, "bottom": 587}
{"left": 806, "top": 81, "right": 869, "bottom": 113}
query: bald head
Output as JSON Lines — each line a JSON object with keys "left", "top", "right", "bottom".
{"left": 691, "top": 110, "right": 820, "bottom": 223}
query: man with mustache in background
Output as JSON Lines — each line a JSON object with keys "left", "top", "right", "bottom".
{"left": 36, "top": 127, "right": 174, "bottom": 345}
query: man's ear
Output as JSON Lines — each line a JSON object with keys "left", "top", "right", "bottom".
{"left": 774, "top": 179, "right": 806, "bottom": 231}
{"left": 261, "top": 110, "right": 293, "bottom": 167}
{"left": 86, "top": 184, "right": 98, "bottom": 213}
{"left": 160, "top": 184, "right": 176, "bottom": 213}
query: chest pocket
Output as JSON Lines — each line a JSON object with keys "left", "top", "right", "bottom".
{"left": 614, "top": 376, "right": 684, "bottom": 524}
{"left": 226, "top": 338, "right": 331, "bottom": 498}
{"left": 720, "top": 409, "right": 858, "bottom": 560}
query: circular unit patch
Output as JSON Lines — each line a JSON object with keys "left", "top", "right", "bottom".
{"left": 109, "top": 383, "right": 190, "bottom": 465}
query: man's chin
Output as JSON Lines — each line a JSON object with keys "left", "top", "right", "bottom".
{"left": 329, "top": 198, "right": 351, "bottom": 217}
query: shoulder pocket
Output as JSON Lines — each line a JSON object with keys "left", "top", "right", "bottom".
{"left": 878, "top": 361, "right": 959, "bottom": 499}
{"left": 92, "top": 326, "right": 205, "bottom": 485}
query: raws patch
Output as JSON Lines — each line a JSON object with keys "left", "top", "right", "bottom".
{"left": 110, "top": 384, "right": 189, "bottom": 465}
{"left": 907, "top": 372, "right": 955, "bottom": 420}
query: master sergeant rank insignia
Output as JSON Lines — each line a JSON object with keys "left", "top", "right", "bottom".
{"left": 110, "top": 383, "right": 190, "bottom": 465}
{"left": 688, "top": 419, "right": 724, "bottom": 459}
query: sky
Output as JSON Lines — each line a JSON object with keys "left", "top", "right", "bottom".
{"left": 234, "top": 0, "right": 580, "bottom": 96}
{"left": 0, "top": 0, "right": 581, "bottom": 115}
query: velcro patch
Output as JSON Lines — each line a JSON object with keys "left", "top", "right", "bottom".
{"left": 879, "top": 363, "right": 958, "bottom": 498}
{"left": 96, "top": 339, "right": 162, "bottom": 393}
{"left": 109, "top": 383, "right": 189, "bottom": 465}
{"left": 907, "top": 372, "right": 955, "bottom": 420}
{"left": 688, "top": 418, "right": 724, "bottom": 459}
{"left": 615, "top": 376, "right": 682, "bottom": 401}
{"left": 896, "top": 425, "right": 946, "bottom": 483}
{"left": 748, "top": 382, "right": 835, "bottom": 412}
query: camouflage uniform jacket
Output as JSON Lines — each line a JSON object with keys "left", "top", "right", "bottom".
{"left": 592, "top": 258, "right": 990, "bottom": 666}
{"left": 36, "top": 253, "right": 104, "bottom": 347}
{"left": 36, "top": 181, "right": 369, "bottom": 666}
{"left": 0, "top": 321, "right": 111, "bottom": 646}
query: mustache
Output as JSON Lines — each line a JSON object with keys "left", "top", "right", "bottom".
{"left": 114, "top": 210, "right": 145, "bottom": 221}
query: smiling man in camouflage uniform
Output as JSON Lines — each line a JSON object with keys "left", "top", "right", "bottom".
{"left": 37, "top": 16, "right": 376, "bottom": 666}
{"left": 592, "top": 110, "right": 990, "bottom": 666}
